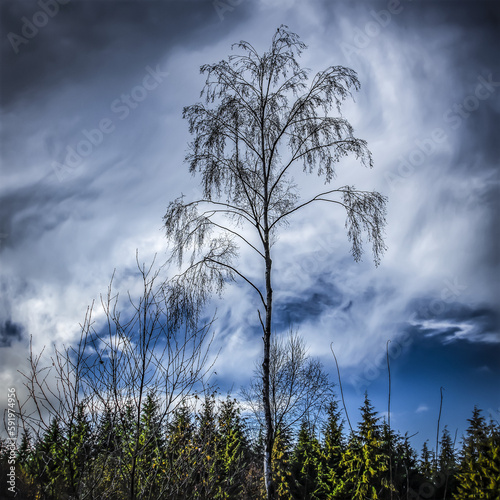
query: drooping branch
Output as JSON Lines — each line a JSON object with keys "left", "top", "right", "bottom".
{"left": 269, "top": 186, "right": 387, "bottom": 265}
{"left": 342, "top": 187, "right": 387, "bottom": 266}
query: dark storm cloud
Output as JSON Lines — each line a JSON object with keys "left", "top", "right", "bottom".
{"left": 0, "top": 319, "right": 23, "bottom": 347}
{"left": 404, "top": 1, "right": 500, "bottom": 172}
{"left": 406, "top": 298, "right": 500, "bottom": 344}
{"left": 0, "top": 0, "right": 254, "bottom": 261}
{"left": 0, "top": 180, "right": 100, "bottom": 248}
{"left": 275, "top": 278, "right": 344, "bottom": 328}
{"left": 0, "top": 0, "right": 246, "bottom": 108}
{"left": 407, "top": 1, "right": 500, "bottom": 75}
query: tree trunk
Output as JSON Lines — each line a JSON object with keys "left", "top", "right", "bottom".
{"left": 263, "top": 236, "right": 275, "bottom": 499}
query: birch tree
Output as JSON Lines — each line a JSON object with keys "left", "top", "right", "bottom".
{"left": 163, "top": 25, "right": 387, "bottom": 499}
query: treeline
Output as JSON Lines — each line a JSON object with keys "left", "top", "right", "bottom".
{"left": 1, "top": 262, "right": 497, "bottom": 499}
{"left": 1, "top": 393, "right": 499, "bottom": 499}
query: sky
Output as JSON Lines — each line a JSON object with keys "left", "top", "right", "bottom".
{"left": 1, "top": 0, "right": 499, "bottom": 453}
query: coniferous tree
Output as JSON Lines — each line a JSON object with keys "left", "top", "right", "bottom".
{"left": 136, "top": 391, "right": 165, "bottom": 498}
{"left": 165, "top": 403, "right": 197, "bottom": 499}
{"left": 216, "top": 396, "right": 250, "bottom": 499}
{"left": 458, "top": 406, "right": 488, "bottom": 468}
{"left": 10, "top": 430, "right": 41, "bottom": 499}
{"left": 393, "top": 432, "right": 418, "bottom": 500}
{"left": 419, "top": 440, "right": 435, "bottom": 479}
{"left": 289, "top": 420, "right": 323, "bottom": 499}
{"left": 438, "top": 426, "right": 456, "bottom": 474}
{"left": 337, "top": 393, "right": 391, "bottom": 500}
{"left": 436, "top": 426, "right": 457, "bottom": 499}
{"left": 380, "top": 420, "right": 398, "bottom": 497}
{"left": 91, "top": 405, "right": 125, "bottom": 498}
{"left": 33, "top": 418, "right": 65, "bottom": 499}
{"left": 119, "top": 402, "right": 138, "bottom": 497}
{"left": 0, "top": 438, "right": 15, "bottom": 498}
{"left": 16, "top": 429, "right": 38, "bottom": 497}
{"left": 245, "top": 428, "right": 268, "bottom": 499}
{"left": 63, "top": 402, "right": 92, "bottom": 499}
{"left": 412, "top": 440, "right": 437, "bottom": 500}
{"left": 318, "top": 399, "right": 345, "bottom": 499}
{"left": 14, "top": 392, "right": 500, "bottom": 499}
{"left": 17, "top": 429, "right": 32, "bottom": 464}
{"left": 454, "top": 412, "right": 500, "bottom": 500}
{"left": 193, "top": 393, "right": 220, "bottom": 498}
{"left": 272, "top": 426, "right": 293, "bottom": 499}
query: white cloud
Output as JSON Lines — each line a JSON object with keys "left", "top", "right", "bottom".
{"left": 416, "top": 404, "right": 429, "bottom": 413}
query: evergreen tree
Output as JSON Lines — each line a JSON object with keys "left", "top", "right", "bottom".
{"left": 17, "top": 430, "right": 32, "bottom": 464}
{"left": 165, "top": 403, "right": 197, "bottom": 499}
{"left": 33, "top": 418, "right": 66, "bottom": 499}
{"left": 438, "top": 426, "right": 456, "bottom": 475}
{"left": 336, "top": 393, "right": 391, "bottom": 500}
{"left": 318, "top": 399, "right": 345, "bottom": 498}
{"left": 94, "top": 406, "right": 120, "bottom": 456}
{"left": 0, "top": 438, "right": 16, "bottom": 498}
{"left": 289, "top": 420, "right": 323, "bottom": 499}
{"left": 436, "top": 426, "right": 457, "bottom": 499}
{"left": 380, "top": 420, "right": 398, "bottom": 497}
{"left": 392, "top": 432, "right": 418, "bottom": 500}
{"left": 247, "top": 428, "right": 268, "bottom": 499}
{"left": 216, "top": 396, "right": 250, "bottom": 499}
{"left": 272, "top": 426, "right": 293, "bottom": 499}
{"left": 194, "top": 393, "right": 220, "bottom": 498}
{"left": 322, "top": 399, "right": 345, "bottom": 470}
{"left": 357, "top": 395, "right": 382, "bottom": 443}
{"left": 453, "top": 413, "right": 500, "bottom": 500}
{"left": 136, "top": 391, "right": 165, "bottom": 498}
{"left": 117, "top": 401, "right": 138, "bottom": 498}
{"left": 419, "top": 440, "right": 435, "bottom": 479}
{"left": 16, "top": 429, "right": 38, "bottom": 496}
{"left": 91, "top": 405, "right": 126, "bottom": 498}
{"left": 458, "top": 406, "right": 488, "bottom": 468}
{"left": 408, "top": 440, "right": 437, "bottom": 500}
{"left": 64, "top": 403, "right": 92, "bottom": 498}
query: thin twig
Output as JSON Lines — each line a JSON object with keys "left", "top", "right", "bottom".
{"left": 330, "top": 343, "right": 353, "bottom": 434}
{"left": 436, "top": 386, "right": 445, "bottom": 470}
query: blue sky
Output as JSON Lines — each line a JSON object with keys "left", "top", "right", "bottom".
{"left": 1, "top": 0, "right": 499, "bottom": 454}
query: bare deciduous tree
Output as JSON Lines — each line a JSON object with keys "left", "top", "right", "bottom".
{"left": 16, "top": 253, "right": 214, "bottom": 500}
{"left": 163, "top": 25, "right": 387, "bottom": 499}
{"left": 242, "top": 330, "right": 334, "bottom": 435}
